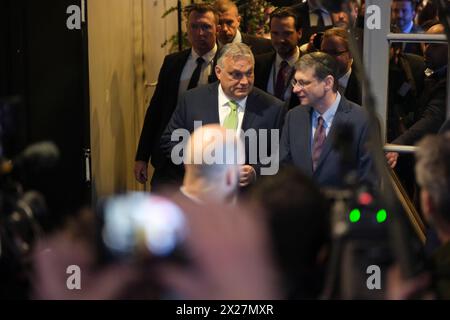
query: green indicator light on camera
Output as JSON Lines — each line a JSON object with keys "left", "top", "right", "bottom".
{"left": 349, "top": 209, "right": 361, "bottom": 223}
{"left": 377, "top": 209, "right": 387, "bottom": 223}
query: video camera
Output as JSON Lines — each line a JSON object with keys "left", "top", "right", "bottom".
{"left": 0, "top": 99, "right": 60, "bottom": 297}
{"left": 320, "top": 123, "right": 426, "bottom": 299}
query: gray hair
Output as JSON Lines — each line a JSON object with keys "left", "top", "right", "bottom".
{"left": 415, "top": 132, "right": 450, "bottom": 222}
{"left": 217, "top": 43, "right": 254, "bottom": 68}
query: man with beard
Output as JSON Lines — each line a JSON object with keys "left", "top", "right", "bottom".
{"left": 254, "top": 7, "right": 302, "bottom": 109}
{"left": 391, "top": 0, "right": 424, "bottom": 55}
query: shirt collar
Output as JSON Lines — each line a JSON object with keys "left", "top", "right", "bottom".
{"left": 233, "top": 29, "right": 242, "bottom": 44}
{"left": 218, "top": 30, "right": 242, "bottom": 48}
{"left": 275, "top": 46, "right": 300, "bottom": 68}
{"left": 180, "top": 186, "right": 202, "bottom": 204}
{"left": 218, "top": 83, "right": 247, "bottom": 111}
{"left": 339, "top": 67, "right": 352, "bottom": 88}
{"left": 403, "top": 21, "right": 414, "bottom": 33}
{"left": 313, "top": 92, "right": 341, "bottom": 128}
{"left": 192, "top": 44, "right": 218, "bottom": 65}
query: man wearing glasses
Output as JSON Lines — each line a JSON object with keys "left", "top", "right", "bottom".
{"left": 279, "top": 52, "right": 375, "bottom": 188}
{"left": 320, "top": 27, "right": 362, "bottom": 105}
{"left": 161, "top": 43, "right": 286, "bottom": 188}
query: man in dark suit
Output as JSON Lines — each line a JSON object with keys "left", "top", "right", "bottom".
{"left": 214, "top": 0, "right": 273, "bottom": 55}
{"left": 134, "top": 3, "right": 219, "bottom": 190}
{"left": 320, "top": 27, "right": 362, "bottom": 105}
{"left": 386, "top": 23, "right": 447, "bottom": 168}
{"left": 291, "top": 0, "right": 333, "bottom": 46}
{"left": 161, "top": 43, "right": 286, "bottom": 187}
{"left": 331, "top": 0, "right": 360, "bottom": 29}
{"left": 254, "top": 7, "right": 301, "bottom": 109}
{"left": 387, "top": 50, "right": 425, "bottom": 142}
{"left": 391, "top": 0, "right": 424, "bottom": 55}
{"left": 280, "top": 52, "right": 375, "bottom": 188}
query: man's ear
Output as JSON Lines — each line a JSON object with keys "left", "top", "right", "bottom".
{"left": 215, "top": 65, "right": 222, "bottom": 80}
{"left": 325, "top": 75, "right": 334, "bottom": 91}
{"left": 237, "top": 15, "right": 242, "bottom": 27}
{"left": 297, "top": 28, "right": 303, "bottom": 41}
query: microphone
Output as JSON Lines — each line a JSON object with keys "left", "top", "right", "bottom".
{"left": 0, "top": 142, "right": 60, "bottom": 175}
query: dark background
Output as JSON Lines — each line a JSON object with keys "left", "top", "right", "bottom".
{"left": 0, "top": 0, "right": 91, "bottom": 228}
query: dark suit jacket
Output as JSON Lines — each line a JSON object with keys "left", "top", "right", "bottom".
{"left": 393, "top": 69, "right": 447, "bottom": 145}
{"left": 403, "top": 24, "right": 424, "bottom": 56}
{"left": 279, "top": 96, "right": 376, "bottom": 188}
{"left": 160, "top": 82, "right": 286, "bottom": 182}
{"left": 242, "top": 33, "right": 274, "bottom": 55}
{"left": 254, "top": 52, "right": 300, "bottom": 109}
{"left": 291, "top": 1, "right": 333, "bottom": 45}
{"left": 387, "top": 53, "right": 425, "bottom": 142}
{"left": 135, "top": 48, "right": 218, "bottom": 186}
{"left": 343, "top": 67, "right": 362, "bottom": 106}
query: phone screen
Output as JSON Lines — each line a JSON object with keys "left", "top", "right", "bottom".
{"left": 101, "top": 192, "right": 187, "bottom": 258}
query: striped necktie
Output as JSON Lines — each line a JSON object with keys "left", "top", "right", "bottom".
{"left": 312, "top": 116, "right": 326, "bottom": 171}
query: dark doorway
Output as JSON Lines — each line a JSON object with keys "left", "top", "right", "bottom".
{"left": 1, "top": 0, "right": 91, "bottom": 230}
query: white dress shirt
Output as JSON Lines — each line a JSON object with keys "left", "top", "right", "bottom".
{"left": 178, "top": 44, "right": 217, "bottom": 98}
{"left": 311, "top": 92, "right": 341, "bottom": 150}
{"left": 218, "top": 84, "right": 247, "bottom": 132}
{"left": 267, "top": 47, "right": 300, "bottom": 101}
{"left": 218, "top": 29, "right": 243, "bottom": 48}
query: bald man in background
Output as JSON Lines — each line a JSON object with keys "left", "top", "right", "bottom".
{"left": 180, "top": 124, "right": 245, "bottom": 203}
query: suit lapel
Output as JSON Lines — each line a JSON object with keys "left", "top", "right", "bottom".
{"left": 345, "top": 67, "right": 362, "bottom": 105}
{"left": 255, "top": 52, "right": 276, "bottom": 90}
{"left": 208, "top": 50, "right": 220, "bottom": 83}
{"left": 314, "top": 98, "right": 350, "bottom": 172}
{"left": 302, "top": 106, "right": 314, "bottom": 174}
{"left": 206, "top": 83, "right": 220, "bottom": 124}
{"left": 172, "top": 49, "right": 191, "bottom": 96}
{"left": 241, "top": 90, "right": 259, "bottom": 131}
{"left": 265, "top": 53, "right": 276, "bottom": 90}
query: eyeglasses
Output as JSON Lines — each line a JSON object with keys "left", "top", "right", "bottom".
{"left": 322, "top": 50, "right": 349, "bottom": 57}
{"left": 291, "top": 79, "right": 314, "bottom": 89}
{"left": 226, "top": 70, "right": 254, "bottom": 81}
